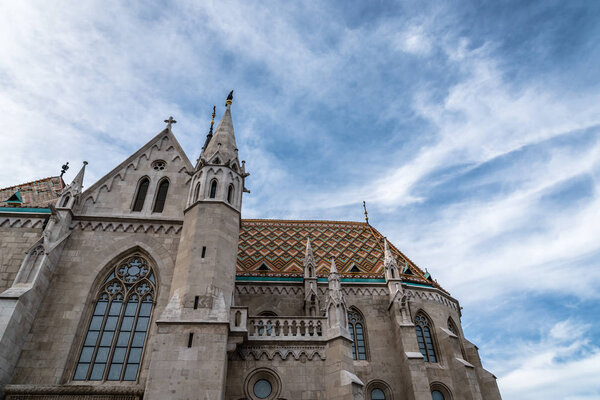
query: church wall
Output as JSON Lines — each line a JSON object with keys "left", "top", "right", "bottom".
{"left": 78, "top": 136, "right": 191, "bottom": 220}
{"left": 10, "top": 227, "right": 180, "bottom": 386}
{"left": 0, "top": 224, "right": 44, "bottom": 293}
{"left": 226, "top": 356, "right": 327, "bottom": 399}
{"left": 232, "top": 282, "right": 486, "bottom": 400}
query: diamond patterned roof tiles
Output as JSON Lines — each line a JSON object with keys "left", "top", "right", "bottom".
{"left": 237, "top": 219, "right": 444, "bottom": 291}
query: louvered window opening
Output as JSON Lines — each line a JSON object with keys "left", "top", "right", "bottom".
{"left": 132, "top": 178, "right": 149, "bottom": 212}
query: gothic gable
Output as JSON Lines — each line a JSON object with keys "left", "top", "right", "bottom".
{"left": 79, "top": 129, "right": 193, "bottom": 219}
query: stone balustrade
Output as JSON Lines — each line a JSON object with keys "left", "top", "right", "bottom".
{"left": 246, "top": 316, "right": 327, "bottom": 341}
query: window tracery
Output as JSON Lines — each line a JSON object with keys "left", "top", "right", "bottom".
{"left": 415, "top": 311, "right": 437, "bottom": 363}
{"left": 74, "top": 254, "right": 156, "bottom": 381}
{"left": 347, "top": 308, "right": 367, "bottom": 360}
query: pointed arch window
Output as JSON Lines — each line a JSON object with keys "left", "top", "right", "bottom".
{"left": 132, "top": 178, "right": 149, "bottom": 212}
{"left": 152, "top": 179, "right": 169, "bottom": 213}
{"left": 227, "top": 184, "right": 234, "bottom": 204}
{"left": 415, "top": 312, "right": 438, "bottom": 363}
{"left": 209, "top": 180, "right": 218, "bottom": 199}
{"left": 61, "top": 195, "right": 71, "bottom": 208}
{"left": 347, "top": 308, "right": 368, "bottom": 360}
{"left": 73, "top": 254, "right": 156, "bottom": 381}
{"left": 194, "top": 182, "right": 202, "bottom": 202}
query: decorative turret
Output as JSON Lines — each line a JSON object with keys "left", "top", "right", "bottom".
{"left": 325, "top": 258, "right": 348, "bottom": 334}
{"left": 57, "top": 161, "right": 87, "bottom": 209}
{"left": 383, "top": 238, "right": 404, "bottom": 301}
{"left": 303, "top": 238, "right": 319, "bottom": 316}
{"left": 187, "top": 91, "right": 249, "bottom": 211}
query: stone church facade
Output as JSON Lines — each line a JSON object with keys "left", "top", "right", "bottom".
{"left": 0, "top": 93, "right": 501, "bottom": 400}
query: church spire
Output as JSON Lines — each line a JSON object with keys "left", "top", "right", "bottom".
{"left": 202, "top": 90, "right": 238, "bottom": 164}
{"left": 69, "top": 161, "right": 88, "bottom": 195}
{"left": 201, "top": 106, "right": 216, "bottom": 152}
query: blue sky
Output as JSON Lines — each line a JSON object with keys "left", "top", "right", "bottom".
{"left": 1, "top": 1, "right": 600, "bottom": 398}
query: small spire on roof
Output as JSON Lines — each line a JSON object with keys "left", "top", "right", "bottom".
{"left": 329, "top": 257, "right": 338, "bottom": 275}
{"left": 363, "top": 201, "right": 369, "bottom": 225}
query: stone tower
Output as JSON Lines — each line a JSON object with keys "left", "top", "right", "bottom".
{"left": 144, "top": 92, "right": 249, "bottom": 400}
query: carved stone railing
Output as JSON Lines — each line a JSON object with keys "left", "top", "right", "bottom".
{"left": 247, "top": 316, "right": 327, "bottom": 341}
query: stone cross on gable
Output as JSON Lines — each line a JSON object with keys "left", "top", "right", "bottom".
{"left": 164, "top": 116, "right": 177, "bottom": 129}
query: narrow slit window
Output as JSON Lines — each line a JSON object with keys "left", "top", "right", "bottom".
{"left": 194, "top": 296, "right": 199, "bottom": 310}
{"left": 209, "top": 180, "right": 218, "bottom": 199}
{"left": 152, "top": 179, "right": 169, "bottom": 213}
{"left": 187, "top": 333, "right": 194, "bottom": 348}
{"left": 194, "top": 182, "right": 201, "bottom": 201}
{"left": 132, "top": 178, "right": 149, "bottom": 212}
{"left": 227, "top": 184, "right": 234, "bottom": 204}
{"left": 201, "top": 247, "right": 206, "bottom": 258}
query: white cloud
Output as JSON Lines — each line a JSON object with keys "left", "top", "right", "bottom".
{"left": 494, "top": 319, "right": 600, "bottom": 400}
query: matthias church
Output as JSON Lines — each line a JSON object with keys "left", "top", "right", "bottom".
{"left": 0, "top": 92, "right": 501, "bottom": 399}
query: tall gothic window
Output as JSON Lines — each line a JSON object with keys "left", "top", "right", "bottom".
{"left": 152, "top": 179, "right": 169, "bottom": 213}
{"left": 347, "top": 308, "right": 367, "bottom": 360}
{"left": 132, "top": 178, "right": 149, "bottom": 212}
{"left": 61, "top": 195, "right": 70, "bottom": 207}
{"left": 74, "top": 254, "right": 156, "bottom": 381}
{"left": 209, "top": 180, "right": 218, "bottom": 199}
{"left": 415, "top": 311, "right": 438, "bottom": 363}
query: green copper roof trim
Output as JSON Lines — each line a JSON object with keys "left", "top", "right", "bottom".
{"left": 235, "top": 276, "right": 435, "bottom": 288}
{"left": 235, "top": 276, "right": 386, "bottom": 283}
{"left": 0, "top": 207, "right": 51, "bottom": 213}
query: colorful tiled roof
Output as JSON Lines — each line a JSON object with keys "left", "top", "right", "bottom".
{"left": 237, "top": 219, "right": 443, "bottom": 290}
{"left": 0, "top": 176, "right": 65, "bottom": 208}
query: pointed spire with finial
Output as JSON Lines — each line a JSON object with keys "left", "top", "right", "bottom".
{"left": 363, "top": 201, "right": 369, "bottom": 225}
{"left": 69, "top": 161, "right": 88, "bottom": 195}
{"left": 303, "top": 237, "right": 317, "bottom": 279}
{"left": 202, "top": 106, "right": 217, "bottom": 151}
{"left": 202, "top": 90, "right": 238, "bottom": 163}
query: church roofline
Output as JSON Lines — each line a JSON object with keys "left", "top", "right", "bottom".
{"left": 81, "top": 127, "right": 194, "bottom": 198}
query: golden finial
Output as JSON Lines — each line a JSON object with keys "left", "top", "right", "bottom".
{"left": 226, "top": 90, "right": 234, "bottom": 106}
{"left": 363, "top": 201, "right": 369, "bottom": 225}
{"left": 209, "top": 105, "right": 216, "bottom": 134}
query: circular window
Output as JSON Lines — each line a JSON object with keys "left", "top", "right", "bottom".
{"left": 152, "top": 160, "right": 166, "bottom": 171}
{"left": 244, "top": 368, "right": 281, "bottom": 400}
{"left": 372, "top": 388, "right": 386, "bottom": 399}
{"left": 253, "top": 379, "right": 272, "bottom": 399}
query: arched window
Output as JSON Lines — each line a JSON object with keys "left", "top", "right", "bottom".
{"left": 194, "top": 182, "right": 201, "bottom": 202}
{"left": 347, "top": 308, "right": 367, "bottom": 360}
{"left": 227, "top": 184, "right": 234, "bottom": 204}
{"left": 432, "top": 390, "right": 445, "bottom": 400}
{"left": 132, "top": 178, "right": 149, "bottom": 212}
{"left": 152, "top": 179, "right": 169, "bottom": 213}
{"left": 209, "top": 180, "right": 218, "bottom": 199}
{"left": 61, "top": 195, "right": 71, "bottom": 207}
{"left": 371, "top": 388, "right": 386, "bottom": 399}
{"left": 415, "top": 311, "right": 438, "bottom": 363}
{"left": 73, "top": 254, "right": 156, "bottom": 381}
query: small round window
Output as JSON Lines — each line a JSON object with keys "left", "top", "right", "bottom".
{"left": 152, "top": 160, "right": 166, "bottom": 171}
{"left": 253, "top": 379, "right": 272, "bottom": 398}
